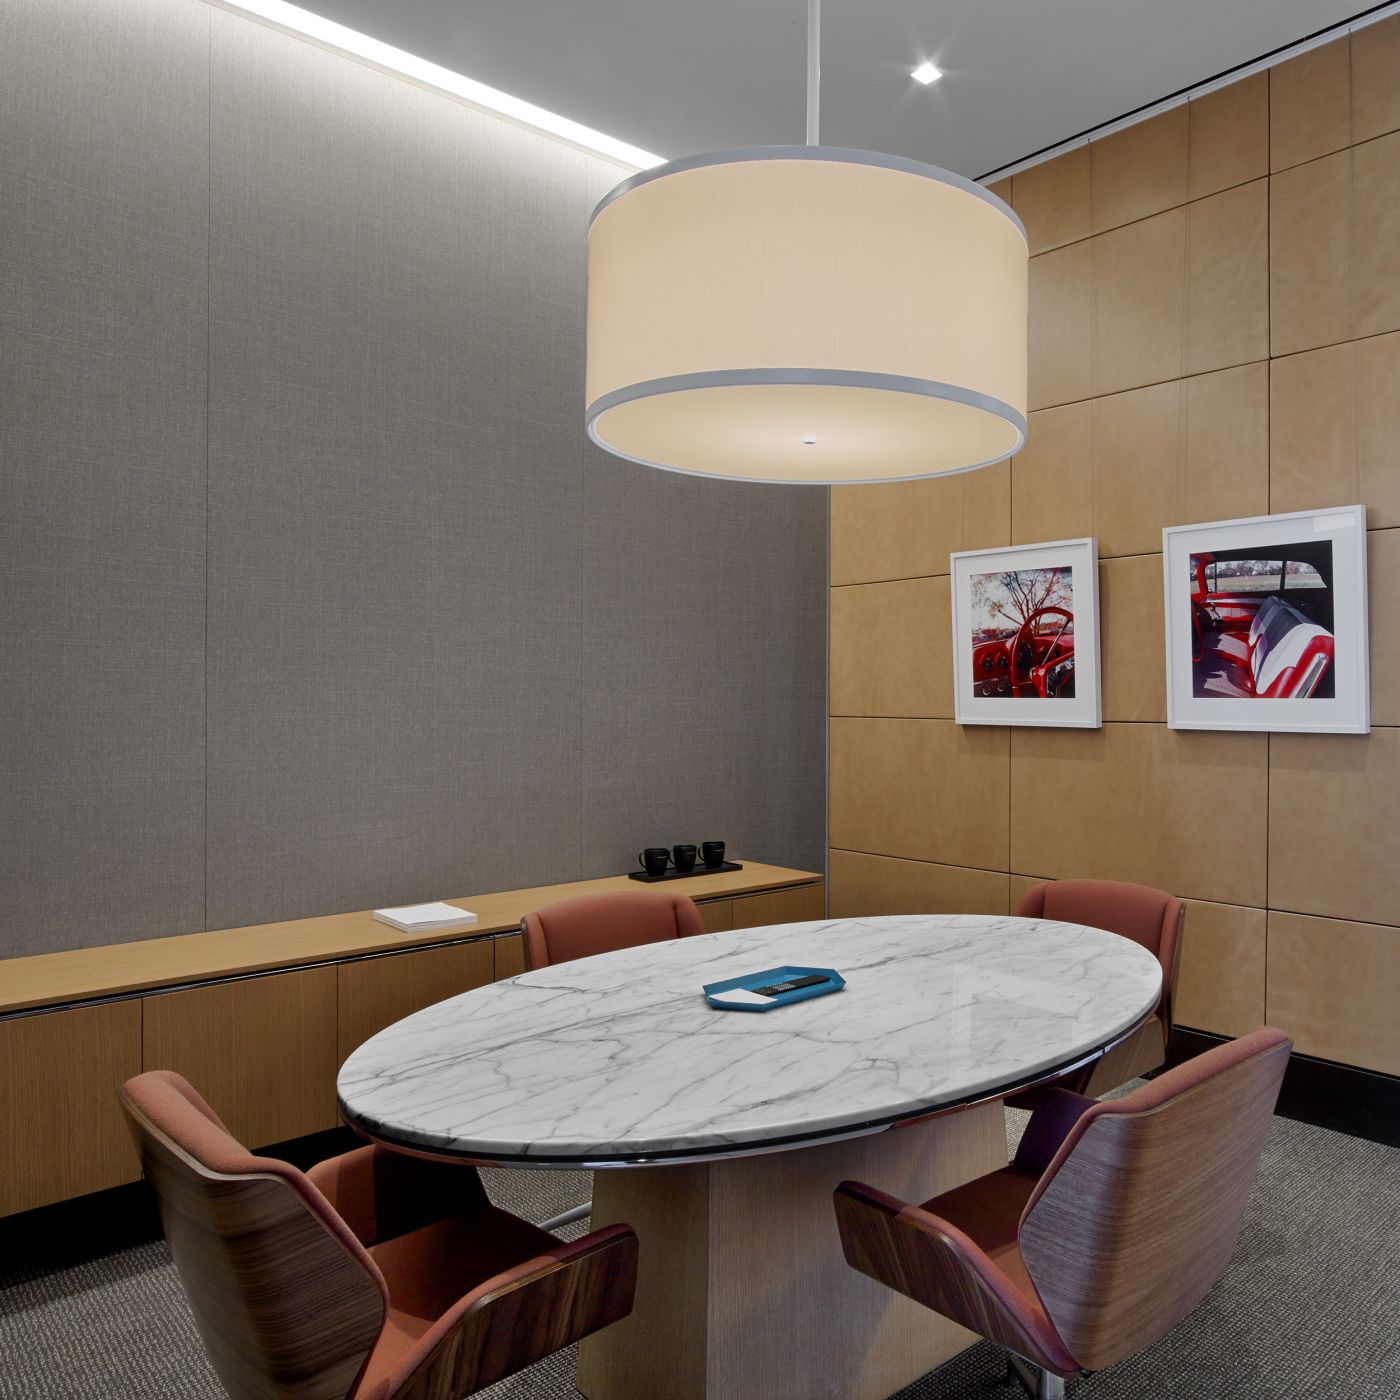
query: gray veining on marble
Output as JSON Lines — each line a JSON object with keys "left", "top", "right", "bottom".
{"left": 337, "top": 915, "right": 1162, "bottom": 1164}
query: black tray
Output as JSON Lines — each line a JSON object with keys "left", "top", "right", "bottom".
{"left": 628, "top": 861, "right": 743, "bottom": 883}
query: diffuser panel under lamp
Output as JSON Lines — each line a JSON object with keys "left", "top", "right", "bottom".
{"left": 585, "top": 148, "right": 1028, "bottom": 485}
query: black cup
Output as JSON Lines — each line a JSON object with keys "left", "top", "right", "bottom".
{"left": 671, "top": 844, "right": 698, "bottom": 875}
{"left": 639, "top": 847, "right": 670, "bottom": 877}
{"left": 700, "top": 840, "right": 726, "bottom": 869}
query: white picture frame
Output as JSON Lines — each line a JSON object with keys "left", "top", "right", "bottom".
{"left": 1162, "top": 505, "right": 1369, "bottom": 734}
{"left": 950, "top": 537, "right": 1102, "bottom": 728}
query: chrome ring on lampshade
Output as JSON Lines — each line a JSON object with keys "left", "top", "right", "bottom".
{"left": 585, "top": 146, "right": 1028, "bottom": 485}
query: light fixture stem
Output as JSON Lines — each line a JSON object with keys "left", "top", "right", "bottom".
{"left": 806, "top": 0, "right": 820, "bottom": 145}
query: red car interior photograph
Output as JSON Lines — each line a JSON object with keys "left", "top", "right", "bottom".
{"left": 970, "top": 567, "right": 1077, "bottom": 699}
{"left": 1189, "top": 542, "right": 1336, "bottom": 700}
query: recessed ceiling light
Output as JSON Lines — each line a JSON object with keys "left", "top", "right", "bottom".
{"left": 911, "top": 61, "right": 943, "bottom": 86}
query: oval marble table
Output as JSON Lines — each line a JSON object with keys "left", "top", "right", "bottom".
{"left": 339, "top": 915, "right": 1161, "bottom": 1400}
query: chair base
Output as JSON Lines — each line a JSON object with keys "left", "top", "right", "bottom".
{"left": 1008, "top": 1353, "right": 1068, "bottom": 1399}
{"left": 538, "top": 1201, "right": 592, "bottom": 1233}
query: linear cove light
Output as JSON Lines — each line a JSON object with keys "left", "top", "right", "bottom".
{"left": 216, "top": 0, "right": 664, "bottom": 170}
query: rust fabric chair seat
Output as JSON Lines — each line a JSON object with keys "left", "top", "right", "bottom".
{"left": 836, "top": 1028, "right": 1291, "bottom": 1397}
{"left": 121, "top": 1071, "right": 638, "bottom": 1400}
{"left": 921, "top": 1166, "right": 1048, "bottom": 1323}
{"left": 356, "top": 1207, "right": 568, "bottom": 1393}
{"left": 521, "top": 888, "right": 705, "bottom": 969}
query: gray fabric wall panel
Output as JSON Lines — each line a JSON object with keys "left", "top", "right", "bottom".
{"left": 0, "top": 0, "right": 209, "bottom": 956}
{"left": 204, "top": 14, "right": 586, "bottom": 926}
{"left": 579, "top": 448, "right": 828, "bottom": 878}
{"left": 1, "top": 2, "right": 827, "bottom": 955}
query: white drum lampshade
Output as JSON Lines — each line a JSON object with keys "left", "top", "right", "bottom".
{"left": 585, "top": 147, "right": 1028, "bottom": 485}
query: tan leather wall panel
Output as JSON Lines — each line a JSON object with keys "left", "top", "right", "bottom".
{"left": 830, "top": 719, "right": 1008, "bottom": 871}
{"left": 1269, "top": 730, "right": 1400, "bottom": 927}
{"left": 1267, "top": 912, "right": 1400, "bottom": 1075}
{"left": 1269, "top": 334, "right": 1400, "bottom": 526}
{"left": 1011, "top": 402, "right": 1093, "bottom": 546}
{"left": 1183, "top": 362, "right": 1270, "bottom": 525}
{"left": 730, "top": 884, "right": 826, "bottom": 930}
{"left": 1029, "top": 240, "right": 1093, "bottom": 410}
{"left": 1352, "top": 129, "right": 1400, "bottom": 339}
{"left": 1012, "top": 146, "right": 1090, "bottom": 255}
{"left": 1091, "top": 208, "right": 1186, "bottom": 397}
{"left": 1009, "top": 725, "right": 1268, "bottom": 907}
{"left": 1368, "top": 528, "right": 1400, "bottom": 726}
{"left": 1269, "top": 37, "right": 1352, "bottom": 172}
{"left": 1186, "top": 178, "right": 1270, "bottom": 375}
{"left": 143, "top": 966, "right": 338, "bottom": 1148}
{"left": 828, "top": 850, "right": 1007, "bottom": 919}
{"left": 1173, "top": 901, "right": 1267, "bottom": 1038}
{"left": 1091, "top": 381, "right": 1182, "bottom": 557}
{"left": 1099, "top": 555, "right": 1165, "bottom": 723}
{"left": 337, "top": 941, "right": 493, "bottom": 1063}
{"left": 1351, "top": 13, "right": 1400, "bottom": 145}
{"left": 1188, "top": 72, "right": 1269, "bottom": 201}
{"left": 1014, "top": 367, "right": 1267, "bottom": 559}
{"left": 1269, "top": 342, "right": 1357, "bottom": 515}
{"left": 1091, "top": 106, "right": 1189, "bottom": 234}
{"left": 0, "top": 1001, "right": 143, "bottom": 1216}
{"left": 829, "top": 53, "right": 1400, "bottom": 1078}
{"left": 829, "top": 466, "right": 1009, "bottom": 586}
{"left": 829, "top": 577, "right": 950, "bottom": 718}
{"left": 1270, "top": 150, "right": 1353, "bottom": 356}
{"left": 1355, "top": 331, "right": 1400, "bottom": 527}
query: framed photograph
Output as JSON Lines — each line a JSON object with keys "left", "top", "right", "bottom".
{"left": 950, "top": 537, "right": 1102, "bottom": 727}
{"left": 1162, "top": 505, "right": 1369, "bottom": 734}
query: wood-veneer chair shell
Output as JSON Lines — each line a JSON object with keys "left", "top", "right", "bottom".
{"left": 121, "top": 1070, "right": 637, "bottom": 1400}
{"left": 835, "top": 1028, "right": 1291, "bottom": 1388}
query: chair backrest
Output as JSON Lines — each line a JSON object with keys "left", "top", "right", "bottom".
{"left": 521, "top": 890, "right": 705, "bottom": 969}
{"left": 121, "top": 1071, "right": 386, "bottom": 1400}
{"left": 1018, "top": 1027, "right": 1291, "bottom": 1372}
{"left": 1017, "top": 878, "right": 1184, "bottom": 1030}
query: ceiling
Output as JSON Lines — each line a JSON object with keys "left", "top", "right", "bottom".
{"left": 293, "top": 0, "right": 1369, "bottom": 177}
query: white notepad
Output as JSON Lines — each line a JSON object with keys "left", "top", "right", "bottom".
{"left": 372, "top": 901, "right": 477, "bottom": 933}
{"left": 707, "top": 988, "right": 771, "bottom": 1008}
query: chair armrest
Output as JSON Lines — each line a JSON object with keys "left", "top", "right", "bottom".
{"left": 1012, "top": 1088, "right": 1097, "bottom": 1177}
{"left": 308, "top": 1144, "right": 490, "bottom": 1247}
{"left": 833, "top": 1180, "right": 1074, "bottom": 1375}
{"left": 362, "top": 1223, "right": 639, "bottom": 1400}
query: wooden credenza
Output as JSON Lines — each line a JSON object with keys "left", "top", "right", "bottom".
{"left": 0, "top": 863, "right": 824, "bottom": 1217}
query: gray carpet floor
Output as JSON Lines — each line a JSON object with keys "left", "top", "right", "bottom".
{"left": 2, "top": 1101, "right": 1396, "bottom": 1399}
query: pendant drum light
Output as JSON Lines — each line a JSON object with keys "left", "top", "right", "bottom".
{"left": 585, "top": 2, "right": 1028, "bottom": 485}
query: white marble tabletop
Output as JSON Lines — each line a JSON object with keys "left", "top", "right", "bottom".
{"left": 337, "top": 915, "right": 1162, "bottom": 1165}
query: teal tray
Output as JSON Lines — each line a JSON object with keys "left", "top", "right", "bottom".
{"left": 703, "top": 965, "right": 845, "bottom": 1013}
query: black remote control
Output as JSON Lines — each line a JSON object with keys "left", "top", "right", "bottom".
{"left": 752, "top": 974, "right": 830, "bottom": 997}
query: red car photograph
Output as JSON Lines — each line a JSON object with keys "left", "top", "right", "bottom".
{"left": 1189, "top": 541, "right": 1335, "bottom": 699}
{"left": 969, "top": 567, "right": 1076, "bottom": 699}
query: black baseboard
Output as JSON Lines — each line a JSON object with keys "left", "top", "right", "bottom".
{"left": 1166, "top": 1028, "right": 1400, "bottom": 1149}
{"left": 0, "top": 1124, "right": 361, "bottom": 1277}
